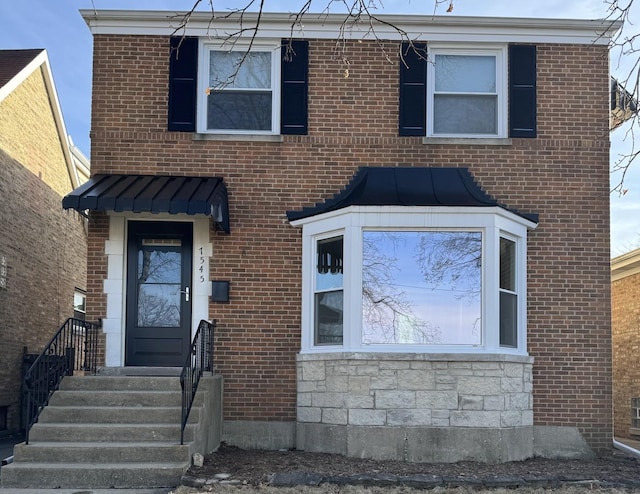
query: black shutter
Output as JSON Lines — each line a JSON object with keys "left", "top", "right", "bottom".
{"left": 281, "top": 40, "right": 309, "bottom": 135}
{"left": 399, "top": 42, "right": 427, "bottom": 136}
{"left": 168, "top": 36, "right": 198, "bottom": 132}
{"left": 509, "top": 45, "right": 537, "bottom": 138}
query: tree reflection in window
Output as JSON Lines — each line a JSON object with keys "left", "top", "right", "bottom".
{"left": 136, "top": 242, "right": 182, "bottom": 327}
{"left": 362, "top": 231, "right": 481, "bottom": 345}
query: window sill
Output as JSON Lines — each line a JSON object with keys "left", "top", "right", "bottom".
{"left": 297, "top": 351, "right": 533, "bottom": 364}
{"left": 193, "top": 133, "right": 284, "bottom": 143}
{"left": 423, "top": 137, "right": 512, "bottom": 146}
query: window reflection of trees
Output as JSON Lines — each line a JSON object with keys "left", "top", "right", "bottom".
{"left": 137, "top": 248, "right": 181, "bottom": 327}
{"left": 362, "top": 231, "right": 481, "bottom": 345}
{"left": 208, "top": 51, "right": 272, "bottom": 131}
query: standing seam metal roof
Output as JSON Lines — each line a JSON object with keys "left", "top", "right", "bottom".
{"left": 286, "top": 167, "right": 538, "bottom": 224}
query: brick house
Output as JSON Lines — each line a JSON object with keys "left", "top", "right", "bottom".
{"left": 611, "top": 249, "right": 640, "bottom": 442}
{"left": 0, "top": 49, "right": 89, "bottom": 434}
{"left": 63, "top": 10, "right": 620, "bottom": 462}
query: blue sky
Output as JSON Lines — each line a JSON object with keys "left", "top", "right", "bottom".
{"left": 1, "top": 0, "right": 638, "bottom": 254}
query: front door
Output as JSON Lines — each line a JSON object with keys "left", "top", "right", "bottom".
{"left": 125, "top": 221, "right": 193, "bottom": 366}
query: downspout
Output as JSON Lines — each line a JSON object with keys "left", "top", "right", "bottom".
{"left": 613, "top": 439, "right": 640, "bottom": 459}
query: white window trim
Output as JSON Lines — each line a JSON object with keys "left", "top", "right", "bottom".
{"left": 294, "top": 205, "right": 535, "bottom": 356}
{"left": 426, "top": 44, "right": 508, "bottom": 139}
{"left": 197, "top": 39, "right": 282, "bottom": 135}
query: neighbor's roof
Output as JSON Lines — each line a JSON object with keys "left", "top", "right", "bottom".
{"left": 286, "top": 167, "right": 538, "bottom": 224}
{"left": 612, "top": 247, "right": 640, "bottom": 281}
{"left": 0, "top": 49, "right": 89, "bottom": 189}
{"left": 0, "top": 49, "right": 44, "bottom": 89}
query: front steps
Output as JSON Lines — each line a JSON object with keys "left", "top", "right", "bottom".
{"left": 0, "top": 371, "right": 221, "bottom": 489}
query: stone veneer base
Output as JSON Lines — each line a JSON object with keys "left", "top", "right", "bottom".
{"left": 297, "top": 423, "right": 534, "bottom": 463}
{"left": 296, "top": 352, "right": 534, "bottom": 463}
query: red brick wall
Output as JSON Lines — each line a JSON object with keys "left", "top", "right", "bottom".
{"left": 612, "top": 272, "right": 640, "bottom": 439}
{"left": 88, "top": 35, "right": 612, "bottom": 450}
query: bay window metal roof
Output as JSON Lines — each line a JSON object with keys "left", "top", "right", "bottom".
{"left": 62, "top": 174, "right": 230, "bottom": 233}
{"left": 286, "top": 167, "right": 538, "bottom": 224}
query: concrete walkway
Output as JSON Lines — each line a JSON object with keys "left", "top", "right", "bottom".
{"left": 0, "top": 480, "right": 173, "bottom": 492}
{"left": 0, "top": 490, "right": 172, "bottom": 493}
{"left": 0, "top": 435, "right": 22, "bottom": 466}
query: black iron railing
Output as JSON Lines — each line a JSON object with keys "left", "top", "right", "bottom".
{"left": 180, "top": 319, "right": 215, "bottom": 445}
{"left": 23, "top": 317, "right": 100, "bottom": 444}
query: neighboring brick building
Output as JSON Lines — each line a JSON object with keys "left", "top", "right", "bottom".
{"left": 611, "top": 249, "right": 640, "bottom": 441}
{"left": 64, "top": 10, "right": 620, "bottom": 461}
{"left": 0, "top": 49, "right": 88, "bottom": 433}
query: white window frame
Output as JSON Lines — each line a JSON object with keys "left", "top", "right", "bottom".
{"left": 197, "top": 39, "right": 281, "bottom": 135}
{"left": 426, "top": 44, "right": 508, "bottom": 139}
{"left": 293, "top": 206, "right": 534, "bottom": 355}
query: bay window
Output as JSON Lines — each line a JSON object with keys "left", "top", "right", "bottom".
{"left": 296, "top": 206, "right": 533, "bottom": 355}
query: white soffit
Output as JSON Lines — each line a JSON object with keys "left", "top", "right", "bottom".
{"left": 80, "top": 10, "right": 621, "bottom": 45}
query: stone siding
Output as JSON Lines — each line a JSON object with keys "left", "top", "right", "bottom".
{"left": 297, "top": 353, "right": 533, "bottom": 429}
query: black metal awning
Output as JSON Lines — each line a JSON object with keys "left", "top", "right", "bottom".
{"left": 286, "top": 167, "right": 538, "bottom": 224}
{"left": 62, "top": 174, "right": 230, "bottom": 233}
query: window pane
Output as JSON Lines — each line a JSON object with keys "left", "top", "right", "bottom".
{"left": 500, "top": 291, "right": 517, "bottom": 347}
{"left": 207, "top": 92, "right": 272, "bottom": 131}
{"left": 435, "top": 55, "right": 496, "bottom": 93}
{"left": 500, "top": 238, "right": 516, "bottom": 291}
{"left": 316, "top": 237, "right": 343, "bottom": 291}
{"left": 434, "top": 95, "right": 497, "bottom": 134}
{"left": 209, "top": 51, "right": 271, "bottom": 89}
{"left": 362, "top": 231, "right": 481, "bottom": 345}
{"left": 137, "top": 247, "right": 181, "bottom": 283}
{"left": 74, "top": 292, "right": 86, "bottom": 313}
{"left": 315, "top": 291, "right": 343, "bottom": 344}
{"left": 315, "top": 236, "right": 344, "bottom": 345}
{"left": 136, "top": 243, "right": 182, "bottom": 327}
{"left": 137, "top": 284, "right": 181, "bottom": 327}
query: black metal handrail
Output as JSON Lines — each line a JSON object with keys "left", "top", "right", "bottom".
{"left": 23, "top": 317, "right": 100, "bottom": 444}
{"left": 180, "top": 319, "right": 215, "bottom": 445}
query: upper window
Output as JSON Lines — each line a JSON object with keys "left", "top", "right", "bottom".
{"left": 169, "top": 37, "right": 308, "bottom": 135}
{"left": 198, "top": 42, "right": 280, "bottom": 134}
{"left": 427, "top": 46, "right": 507, "bottom": 138}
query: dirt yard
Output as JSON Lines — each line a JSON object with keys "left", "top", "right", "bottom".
{"left": 175, "top": 444, "right": 640, "bottom": 493}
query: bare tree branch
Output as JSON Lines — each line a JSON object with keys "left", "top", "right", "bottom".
{"left": 606, "top": 0, "right": 640, "bottom": 195}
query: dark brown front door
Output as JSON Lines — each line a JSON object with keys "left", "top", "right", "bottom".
{"left": 125, "top": 221, "right": 192, "bottom": 366}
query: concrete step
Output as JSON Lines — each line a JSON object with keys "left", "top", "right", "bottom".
{"left": 37, "top": 405, "right": 187, "bottom": 424}
{"left": 27, "top": 423, "right": 194, "bottom": 443}
{"left": 48, "top": 390, "right": 182, "bottom": 407}
{"left": 97, "top": 366, "right": 182, "bottom": 377}
{"left": 12, "top": 441, "right": 191, "bottom": 464}
{"left": 60, "top": 375, "right": 181, "bottom": 392}
{"left": 0, "top": 462, "right": 187, "bottom": 489}
{"left": 0, "top": 373, "right": 222, "bottom": 490}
